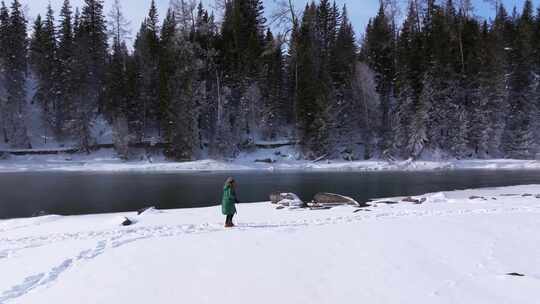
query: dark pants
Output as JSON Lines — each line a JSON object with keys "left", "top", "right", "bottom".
{"left": 226, "top": 214, "right": 234, "bottom": 225}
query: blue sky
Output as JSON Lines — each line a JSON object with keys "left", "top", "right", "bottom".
{"left": 20, "top": 0, "right": 540, "bottom": 37}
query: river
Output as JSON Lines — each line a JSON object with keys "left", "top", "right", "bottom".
{"left": 2, "top": 170, "right": 540, "bottom": 219}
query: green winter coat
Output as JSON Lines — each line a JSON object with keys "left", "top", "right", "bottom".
{"left": 221, "top": 185, "right": 237, "bottom": 215}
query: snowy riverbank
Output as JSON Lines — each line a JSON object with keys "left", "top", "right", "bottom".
{"left": 2, "top": 185, "right": 540, "bottom": 303}
{"left": 2, "top": 149, "right": 540, "bottom": 172}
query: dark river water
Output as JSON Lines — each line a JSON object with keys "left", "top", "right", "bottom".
{"left": 2, "top": 170, "right": 540, "bottom": 219}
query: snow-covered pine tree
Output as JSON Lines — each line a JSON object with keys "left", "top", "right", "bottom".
{"left": 408, "top": 71, "right": 431, "bottom": 159}
{"left": 313, "top": 0, "right": 340, "bottom": 157}
{"left": 532, "top": 5, "right": 540, "bottom": 157}
{"left": 158, "top": 8, "right": 177, "bottom": 143}
{"left": 473, "top": 4, "right": 510, "bottom": 157}
{"left": 132, "top": 0, "right": 161, "bottom": 141}
{"left": 393, "top": 2, "right": 424, "bottom": 158}
{"left": 163, "top": 0, "right": 217, "bottom": 160}
{"left": 165, "top": 34, "right": 199, "bottom": 161}
{"left": 56, "top": 0, "right": 76, "bottom": 139}
{"left": 352, "top": 62, "right": 381, "bottom": 160}
{"left": 30, "top": 5, "right": 61, "bottom": 136}
{"left": 328, "top": 5, "right": 359, "bottom": 159}
{"left": 316, "top": 0, "right": 338, "bottom": 77}
{"left": 422, "top": 1, "right": 457, "bottom": 156}
{"left": 468, "top": 21, "right": 497, "bottom": 158}
{"left": 106, "top": 40, "right": 131, "bottom": 159}
{"left": 394, "top": 86, "right": 415, "bottom": 158}
{"left": 293, "top": 3, "right": 328, "bottom": 158}
{"left": 219, "top": 0, "right": 265, "bottom": 79}
{"left": 259, "top": 29, "right": 286, "bottom": 140}
{"left": 331, "top": 6, "right": 356, "bottom": 89}
{"left": 459, "top": 14, "right": 484, "bottom": 158}
{"left": 502, "top": 0, "right": 536, "bottom": 159}
{"left": 3, "top": 0, "right": 30, "bottom": 148}
{"left": 29, "top": 14, "right": 45, "bottom": 88}
{"left": 105, "top": 0, "right": 132, "bottom": 159}
{"left": 192, "top": 3, "right": 220, "bottom": 155}
{"left": 362, "top": 2, "right": 395, "bottom": 154}
{"left": 447, "top": 104, "right": 469, "bottom": 158}
{"left": 72, "top": 0, "right": 108, "bottom": 152}
{"left": 214, "top": 0, "right": 268, "bottom": 155}
{"left": 0, "top": 1, "right": 7, "bottom": 144}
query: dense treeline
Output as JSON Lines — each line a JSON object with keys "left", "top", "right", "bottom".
{"left": 365, "top": 0, "right": 540, "bottom": 160}
{"left": 1, "top": 0, "right": 540, "bottom": 161}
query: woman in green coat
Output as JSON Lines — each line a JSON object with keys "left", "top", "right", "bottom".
{"left": 222, "top": 177, "right": 238, "bottom": 227}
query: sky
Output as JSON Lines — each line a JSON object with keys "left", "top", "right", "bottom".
{"left": 19, "top": 0, "right": 540, "bottom": 39}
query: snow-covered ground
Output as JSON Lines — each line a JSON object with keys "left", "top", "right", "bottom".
{"left": 2, "top": 185, "right": 540, "bottom": 303}
{"left": 3, "top": 147, "right": 540, "bottom": 172}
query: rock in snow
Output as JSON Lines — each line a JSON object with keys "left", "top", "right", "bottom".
{"left": 402, "top": 197, "right": 428, "bottom": 204}
{"left": 271, "top": 193, "right": 305, "bottom": 208}
{"left": 312, "top": 193, "right": 361, "bottom": 206}
{"left": 121, "top": 217, "right": 133, "bottom": 226}
{"left": 137, "top": 206, "right": 158, "bottom": 215}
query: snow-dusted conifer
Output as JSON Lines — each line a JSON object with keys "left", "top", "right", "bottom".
{"left": 3, "top": 0, "right": 30, "bottom": 148}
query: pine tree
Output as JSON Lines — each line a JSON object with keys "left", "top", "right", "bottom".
{"left": 30, "top": 5, "right": 60, "bottom": 136}
{"left": 105, "top": 0, "right": 132, "bottom": 159}
{"left": 329, "top": 5, "right": 359, "bottom": 158}
{"left": 72, "top": 0, "right": 108, "bottom": 152}
{"left": 533, "top": 5, "right": 540, "bottom": 157}
{"left": 316, "top": 0, "right": 338, "bottom": 77}
{"left": 193, "top": 3, "right": 220, "bottom": 155}
{"left": 0, "top": 1, "right": 9, "bottom": 144}
{"left": 260, "top": 29, "right": 286, "bottom": 140}
{"left": 332, "top": 6, "right": 355, "bottom": 85}
{"left": 362, "top": 2, "right": 395, "bottom": 152}
{"left": 394, "top": 2, "right": 424, "bottom": 158}
{"left": 502, "top": 0, "right": 535, "bottom": 158}
{"left": 293, "top": 3, "right": 329, "bottom": 158}
{"left": 214, "top": 0, "right": 269, "bottom": 155}
{"left": 29, "top": 15, "right": 44, "bottom": 75}
{"left": 3, "top": 0, "right": 30, "bottom": 148}
{"left": 481, "top": 3, "right": 512, "bottom": 156}
{"left": 0, "top": 2, "right": 8, "bottom": 55}
{"left": 165, "top": 34, "right": 200, "bottom": 161}
{"left": 422, "top": 1, "right": 460, "bottom": 155}
{"left": 158, "top": 8, "right": 177, "bottom": 142}
{"left": 461, "top": 17, "right": 488, "bottom": 157}
{"left": 56, "top": 0, "right": 75, "bottom": 138}
{"left": 294, "top": 3, "right": 316, "bottom": 145}
{"left": 132, "top": 0, "right": 161, "bottom": 140}
{"left": 219, "top": 0, "right": 266, "bottom": 79}
{"left": 408, "top": 71, "right": 432, "bottom": 158}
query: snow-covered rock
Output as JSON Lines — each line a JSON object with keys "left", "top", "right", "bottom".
{"left": 273, "top": 193, "right": 304, "bottom": 208}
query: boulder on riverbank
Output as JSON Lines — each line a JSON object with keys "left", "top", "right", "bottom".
{"left": 271, "top": 192, "right": 365, "bottom": 209}
{"left": 270, "top": 193, "right": 305, "bottom": 208}
{"left": 312, "top": 193, "right": 360, "bottom": 207}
